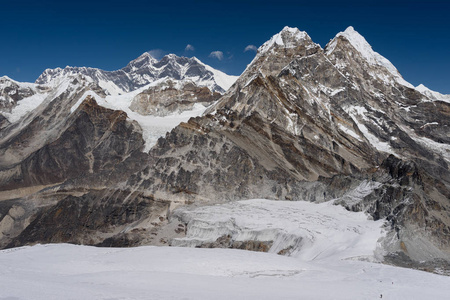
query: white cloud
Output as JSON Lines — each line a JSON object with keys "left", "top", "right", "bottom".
{"left": 209, "top": 51, "right": 224, "bottom": 60}
{"left": 148, "top": 49, "right": 165, "bottom": 59}
{"left": 185, "top": 44, "right": 195, "bottom": 51}
{"left": 244, "top": 45, "right": 257, "bottom": 52}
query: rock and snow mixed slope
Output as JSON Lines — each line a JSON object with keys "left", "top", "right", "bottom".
{"left": 0, "top": 26, "right": 449, "bottom": 275}
{"left": 416, "top": 83, "right": 450, "bottom": 103}
{"left": 0, "top": 52, "right": 237, "bottom": 190}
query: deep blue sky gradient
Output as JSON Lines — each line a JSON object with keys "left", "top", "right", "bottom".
{"left": 1, "top": 0, "right": 449, "bottom": 93}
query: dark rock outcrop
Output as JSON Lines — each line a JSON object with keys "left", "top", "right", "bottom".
{"left": 0, "top": 96, "right": 144, "bottom": 191}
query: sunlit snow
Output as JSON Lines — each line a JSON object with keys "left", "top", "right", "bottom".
{"left": 172, "top": 199, "right": 385, "bottom": 262}
{"left": 1, "top": 199, "right": 449, "bottom": 300}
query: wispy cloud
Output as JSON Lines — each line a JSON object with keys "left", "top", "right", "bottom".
{"left": 209, "top": 51, "right": 224, "bottom": 60}
{"left": 185, "top": 44, "right": 195, "bottom": 51}
{"left": 148, "top": 49, "right": 165, "bottom": 59}
{"left": 244, "top": 45, "right": 257, "bottom": 52}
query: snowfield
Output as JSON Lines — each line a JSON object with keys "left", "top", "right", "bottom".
{"left": 172, "top": 199, "right": 386, "bottom": 262}
{"left": 1, "top": 199, "right": 449, "bottom": 300}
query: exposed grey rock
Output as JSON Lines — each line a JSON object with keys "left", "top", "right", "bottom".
{"left": 197, "top": 235, "right": 273, "bottom": 252}
{"left": 0, "top": 114, "right": 9, "bottom": 130}
{"left": 4, "top": 189, "right": 170, "bottom": 249}
{"left": 0, "top": 94, "right": 144, "bottom": 192}
{"left": 129, "top": 79, "right": 221, "bottom": 116}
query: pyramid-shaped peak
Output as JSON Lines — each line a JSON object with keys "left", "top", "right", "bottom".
{"left": 416, "top": 84, "right": 428, "bottom": 92}
{"left": 336, "top": 26, "right": 373, "bottom": 55}
{"left": 133, "top": 51, "right": 158, "bottom": 63}
{"left": 326, "top": 26, "right": 413, "bottom": 88}
{"left": 129, "top": 51, "right": 159, "bottom": 64}
{"left": 123, "top": 51, "right": 159, "bottom": 72}
{"left": 140, "top": 51, "right": 156, "bottom": 59}
{"left": 343, "top": 26, "right": 357, "bottom": 34}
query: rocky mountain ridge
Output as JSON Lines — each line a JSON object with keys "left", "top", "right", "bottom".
{"left": 35, "top": 53, "right": 238, "bottom": 95}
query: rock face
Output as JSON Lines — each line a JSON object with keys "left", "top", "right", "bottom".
{"left": 0, "top": 95, "right": 144, "bottom": 191}
{"left": 129, "top": 79, "right": 221, "bottom": 116}
{"left": 0, "top": 26, "right": 449, "bottom": 272}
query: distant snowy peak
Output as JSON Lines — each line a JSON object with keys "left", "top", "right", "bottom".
{"left": 416, "top": 84, "right": 450, "bottom": 103}
{"left": 326, "top": 26, "right": 413, "bottom": 88}
{"left": 258, "top": 26, "right": 316, "bottom": 54}
{"left": 123, "top": 52, "right": 158, "bottom": 72}
{"left": 192, "top": 57, "right": 238, "bottom": 91}
{"left": 0, "top": 75, "right": 38, "bottom": 91}
{"left": 36, "top": 53, "right": 238, "bottom": 96}
{"left": 36, "top": 67, "right": 96, "bottom": 86}
{"left": 0, "top": 76, "right": 38, "bottom": 110}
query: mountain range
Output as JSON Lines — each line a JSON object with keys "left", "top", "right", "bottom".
{"left": 0, "top": 26, "right": 449, "bottom": 274}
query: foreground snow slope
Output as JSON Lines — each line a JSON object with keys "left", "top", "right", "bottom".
{"left": 1, "top": 200, "right": 449, "bottom": 300}
{"left": 0, "top": 244, "right": 449, "bottom": 300}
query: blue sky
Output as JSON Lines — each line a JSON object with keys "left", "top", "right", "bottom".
{"left": 1, "top": 0, "right": 449, "bottom": 93}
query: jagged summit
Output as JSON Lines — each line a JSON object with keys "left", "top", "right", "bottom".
{"left": 125, "top": 51, "right": 158, "bottom": 70}
{"left": 258, "top": 26, "right": 315, "bottom": 54}
{"left": 227, "top": 26, "right": 322, "bottom": 88}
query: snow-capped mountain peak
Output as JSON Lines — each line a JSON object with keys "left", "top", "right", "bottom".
{"left": 326, "top": 26, "right": 413, "bottom": 88}
{"left": 258, "top": 26, "right": 315, "bottom": 54}
{"left": 123, "top": 52, "right": 158, "bottom": 72}
{"left": 192, "top": 57, "right": 238, "bottom": 91}
{"left": 0, "top": 75, "right": 39, "bottom": 112}
{"left": 35, "top": 53, "right": 238, "bottom": 95}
